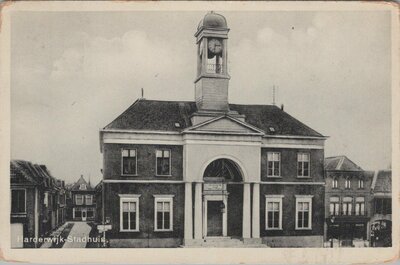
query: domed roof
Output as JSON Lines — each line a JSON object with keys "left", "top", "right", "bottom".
{"left": 198, "top": 11, "right": 227, "bottom": 30}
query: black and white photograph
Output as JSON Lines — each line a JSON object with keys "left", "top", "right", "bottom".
{"left": 0, "top": 1, "right": 398, "bottom": 263}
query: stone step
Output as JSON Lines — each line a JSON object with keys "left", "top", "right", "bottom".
{"left": 182, "top": 237, "right": 268, "bottom": 248}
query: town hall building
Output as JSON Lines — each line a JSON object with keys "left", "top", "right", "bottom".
{"left": 99, "top": 12, "right": 326, "bottom": 247}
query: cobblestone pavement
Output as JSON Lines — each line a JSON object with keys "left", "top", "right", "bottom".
{"left": 62, "top": 222, "right": 92, "bottom": 248}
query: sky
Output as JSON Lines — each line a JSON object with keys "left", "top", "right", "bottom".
{"left": 10, "top": 10, "right": 392, "bottom": 185}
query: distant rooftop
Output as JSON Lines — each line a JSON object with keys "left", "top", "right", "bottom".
{"left": 324, "top": 155, "right": 363, "bottom": 171}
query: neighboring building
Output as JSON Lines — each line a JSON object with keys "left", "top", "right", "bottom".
{"left": 67, "top": 175, "right": 96, "bottom": 221}
{"left": 324, "top": 156, "right": 374, "bottom": 247}
{"left": 10, "top": 160, "right": 65, "bottom": 248}
{"left": 370, "top": 170, "right": 392, "bottom": 247}
{"left": 95, "top": 180, "right": 103, "bottom": 224}
{"left": 99, "top": 12, "right": 327, "bottom": 248}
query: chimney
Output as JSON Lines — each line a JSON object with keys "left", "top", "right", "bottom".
{"left": 281, "top": 104, "right": 284, "bottom": 111}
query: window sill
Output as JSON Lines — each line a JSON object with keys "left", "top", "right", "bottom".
{"left": 297, "top": 176, "right": 311, "bottom": 179}
{"left": 120, "top": 229, "right": 139, "bottom": 232}
{"left": 266, "top": 176, "right": 282, "bottom": 178}
{"left": 11, "top": 213, "right": 27, "bottom": 216}
{"left": 154, "top": 229, "right": 173, "bottom": 232}
{"left": 265, "top": 228, "right": 282, "bottom": 231}
{"left": 155, "top": 174, "right": 172, "bottom": 177}
{"left": 295, "top": 228, "right": 312, "bottom": 230}
{"left": 122, "top": 174, "right": 138, "bottom": 177}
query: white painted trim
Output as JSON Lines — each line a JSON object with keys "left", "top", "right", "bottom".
{"left": 262, "top": 143, "right": 323, "bottom": 149}
{"left": 261, "top": 181, "right": 325, "bottom": 185}
{"left": 85, "top": 195, "right": 93, "bottom": 205}
{"left": 264, "top": 135, "right": 327, "bottom": 140}
{"left": 264, "top": 194, "right": 285, "bottom": 198}
{"left": 266, "top": 152, "right": 281, "bottom": 177}
{"left": 295, "top": 196, "right": 313, "bottom": 230}
{"left": 154, "top": 196, "right": 174, "bottom": 232}
{"left": 297, "top": 152, "right": 311, "bottom": 178}
{"left": 104, "top": 138, "right": 183, "bottom": 145}
{"left": 104, "top": 179, "right": 184, "bottom": 184}
{"left": 198, "top": 154, "right": 248, "bottom": 182}
{"left": 265, "top": 196, "right": 284, "bottom": 230}
{"left": 184, "top": 114, "right": 265, "bottom": 135}
{"left": 75, "top": 194, "right": 83, "bottom": 205}
{"left": 120, "top": 195, "right": 140, "bottom": 232}
{"left": 203, "top": 194, "right": 228, "bottom": 237}
{"left": 185, "top": 140, "right": 261, "bottom": 146}
{"left": 101, "top": 129, "right": 180, "bottom": 135}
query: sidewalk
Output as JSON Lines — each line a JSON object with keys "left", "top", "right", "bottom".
{"left": 63, "top": 222, "right": 92, "bottom": 248}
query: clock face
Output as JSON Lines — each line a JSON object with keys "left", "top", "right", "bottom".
{"left": 208, "top": 38, "right": 223, "bottom": 54}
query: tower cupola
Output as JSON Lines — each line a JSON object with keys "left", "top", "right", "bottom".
{"left": 194, "top": 11, "right": 230, "bottom": 112}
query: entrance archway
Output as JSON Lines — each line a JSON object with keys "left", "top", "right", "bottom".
{"left": 202, "top": 159, "right": 244, "bottom": 238}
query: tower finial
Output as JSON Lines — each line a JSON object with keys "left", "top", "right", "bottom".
{"left": 141, "top": 88, "right": 144, "bottom": 99}
{"left": 272, "top": 85, "right": 276, "bottom": 106}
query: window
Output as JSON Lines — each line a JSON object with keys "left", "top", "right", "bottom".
{"left": 332, "top": 178, "right": 338, "bottom": 189}
{"left": 79, "top": 184, "right": 87, "bottom": 190}
{"left": 74, "top": 208, "right": 82, "bottom": 218}
{"left": 295, "top": 195, "right": 313, "bottom": 229}
{"left": 345, "top": 177, "right": 351, "bottom": 189}
{"left": 297, "top": 153, "right": 310, "bottom": 177}
{"left": 120, "top": 195, "right": 140, "bottom": 232}
{"left": 11, "top": 189, "right": 26, "bottom": 214}
{"left": 329, "top": 196, "right": 340, "bottom": 216}
{"left": 85, "top": 195, "right": 93, "bottom": 205}
{"left": 75, "top": 194, "right": 83, "bottom": 205}
{"left": 358, "top": 179, "right": 364, "bottom": 189}
{"left": 342, "top": 196, "right": 353, "bottom": 215}
{"left": 122, "top": 149, "right": 137, "bottom": 175}
{"left": 374, "top": 198, "right": 392, "bottom": 215}
{"left": 44, "top": 192, "right": 49, "bottom": 207}
{"left": 154, "top": 195, "right": 174, "bottom": 231}
{"left": 265, "top": 195, "right": 284, "bottom": 230}
{"left": 87, "top": 208, "right": 94, "bottom": 218}
{"left": 156, "top": 150, "right": 171, "bottom": 176}
{"left": 355, "top": 197, "right": 365, "bottom": 215}
{"left": 267, "top": 152, "right": 281, "bottom": 177}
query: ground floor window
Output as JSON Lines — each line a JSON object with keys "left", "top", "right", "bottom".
{"left": 74, "top": 208, "right": 82, "bottom": 218}
{"left": 295, "top": 195, "right": 313, "bottom": 230}
{"left": 265, "top": 195, "right": 283, "bottom": 230}
{"left": 120, "top": 195, "right": 140, "bottom": 232}
{"left": 154, "top": 195, "right": 174, "bottom": 231}
{"left": 354, "top": 223, "right": 366, "bottom": 240}
{"left": 87, "top": 208, "right": 94, "bottom": 218}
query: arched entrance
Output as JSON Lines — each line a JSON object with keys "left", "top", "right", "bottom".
{"left": 202, "top": 159, "right": 243, "bottom": 238}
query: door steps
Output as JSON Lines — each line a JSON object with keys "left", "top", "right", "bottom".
{"left": 182, "top": 237, "right": 268, "bottom": 248}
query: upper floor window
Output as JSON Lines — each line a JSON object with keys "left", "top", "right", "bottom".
{"left": 342, "top": 196, "right": 353, "bottom": 215}
{"left": 265, "top": 195, "right": 284, "bottom": 230}
{"left": 11, "top": 189, "right": 26, "bottom": 214}
{"left": 120, "top": 195, "right": 140, "bottom": 232}
{"left": 355, "top": 197, "right": 365, "bottom": 215}
{"left": 374, "top": 198, "right": 392, "bottom": 215}
{"left": 345, "top": 177, "right": 351, "bottom": 189}
{"left": 75, "top": 194, "right": 83, "bottom": 205}
{"left": 122, "top": 149, "right": 137, "bottom": 175}
{"left": 297, "top": 153, "right": 310, "bottom": 177}
{"left": 358, "top": 179, "right": 364, "bottom": 189}
{"left": 295, "top": 195, "right": 313, "bottom": 230}
{"left": 154, "top": 195, "right": 174, "bottom": 231}
{"left": 329, "top": 196, "right": 340, "bottom": 216}
{"left": 332, "top": 178, "right": 338, "bottom": 189}
{"left": 156, "top": 150, "right": 171, "bottom": 176}
{"left": 85, "top": 195, "right": 93, "bottom": 205}
{"left": 267, "top": 152, "right": 281, "bottom": 177}
{"left": 79, "top": 184, "right": 87, "bottom": 190}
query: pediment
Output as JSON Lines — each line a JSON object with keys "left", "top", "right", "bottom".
{"left": 184, "top": 115, "right": 264, "bottom": 135}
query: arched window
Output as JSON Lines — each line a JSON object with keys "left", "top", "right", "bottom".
{"left": 358, "top": 178, "right": 364, "bottom": 189}
{"left": 345, "top": 177, "right": 351, "bottom": 189}
{"left": 332, "top": 178, "right": 338, "bottom": 189}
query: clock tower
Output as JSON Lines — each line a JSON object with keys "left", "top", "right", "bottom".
{"left": 194, "top": 11, "right": 230, "bottom": 113}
